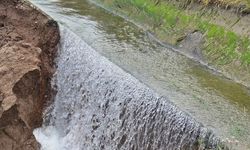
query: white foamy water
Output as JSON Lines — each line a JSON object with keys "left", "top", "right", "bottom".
{"left": 33, "top": 126, "right": 62, "bottom": 150}
{"left": 33, "top": 26, "right": 219, "bottom": 150}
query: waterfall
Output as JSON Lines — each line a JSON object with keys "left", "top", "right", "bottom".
{"left": 33, "top": 26, "right": 221, "bottom": 150}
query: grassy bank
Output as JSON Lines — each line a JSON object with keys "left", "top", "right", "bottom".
{"left": 180, "top": 0, "right": 250, "bottom": 9}
{"left": 101, "top": 0, "right": 250, "bottom": 65}
{"left": 94, "top": 0, "right": 250, "bottom": 87}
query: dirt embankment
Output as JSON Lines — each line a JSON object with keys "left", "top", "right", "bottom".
{"left": 0, "top": 0, "right": 59, "bottom": 149}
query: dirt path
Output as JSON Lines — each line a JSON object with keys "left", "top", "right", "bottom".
{"left": 0, "top": 0, "right": 59, "bottom": 149}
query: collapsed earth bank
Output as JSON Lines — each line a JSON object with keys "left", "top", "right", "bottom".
{"left": 0, "top": 0, "right": 59, "bottom": 149}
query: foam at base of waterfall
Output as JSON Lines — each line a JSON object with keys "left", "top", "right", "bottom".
{"left": 33, "top": 126, "right": 63, "bottom": 150}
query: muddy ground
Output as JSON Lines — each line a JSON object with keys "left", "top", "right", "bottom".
{"left": 0, "top": 0, "right": 59, "bottom": 149}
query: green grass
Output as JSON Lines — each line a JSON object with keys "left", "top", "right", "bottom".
{"left": 199, "top": 0, "right": 250, "bottom": 9}
{"left": 101, "top": 0, "right": 250, "bottom": 67}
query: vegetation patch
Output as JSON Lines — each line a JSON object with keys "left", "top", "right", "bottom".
{"left": 96, "top": 0, "right": 250, "bottom": 82}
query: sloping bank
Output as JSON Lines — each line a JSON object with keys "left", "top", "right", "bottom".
{"left": 0, "top": 0, "right": 59, "bottom": 149}
{"left": 92, "top": 0, "right": 250, "bottom": 88}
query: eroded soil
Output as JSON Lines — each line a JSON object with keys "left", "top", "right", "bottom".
{"left": 0, "top": 0, "right": 59, "bottom": 149}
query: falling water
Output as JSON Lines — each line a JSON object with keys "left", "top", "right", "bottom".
{"left": 33, "top": 26, "right": 221, "bottom": 150}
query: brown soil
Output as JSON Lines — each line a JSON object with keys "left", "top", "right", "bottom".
{"left": 0, "top": 0, "right": 59, "bottom": 149}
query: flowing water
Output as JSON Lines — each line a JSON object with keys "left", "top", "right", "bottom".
{"left": 30, "top": 0, "right": 250, "bottom": 149}
{"left": 34, "top": 27, "right": 219, "bottom": 150}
